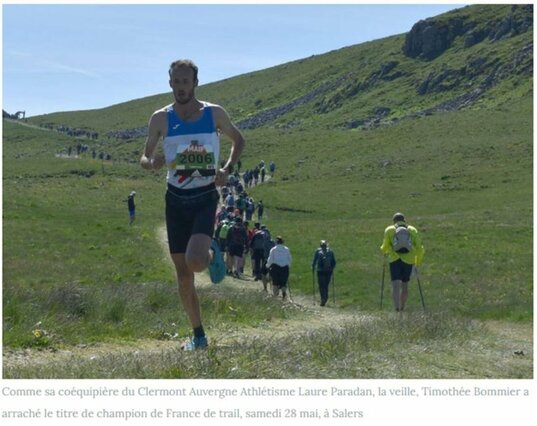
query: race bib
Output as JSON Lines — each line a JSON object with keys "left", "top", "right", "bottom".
{"left": 175, "top": 140, "right": 216, "bottom": 172}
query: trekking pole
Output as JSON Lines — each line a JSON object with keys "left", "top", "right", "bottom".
{"left": 380, "top": 256, "right": 387, "bottom": 309}
{"left": 312, "top": 269, "right": 316, "bottom": 305}
{"left": 331, "top": 272, "right": 335, "bottom": 304}
{"left": 414, "top": 266, "right": 426, "bottom": 310}
{"left": 287, "top": 275, "right": 293, "bottom": 303}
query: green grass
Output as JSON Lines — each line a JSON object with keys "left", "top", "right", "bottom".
{"left": 242, "top": 96, "right": 532, "bottom": 321}
{"left": 2, "top": 4, "right": 532, "bottom": 378}
{"left": 4, "top": 312, "right": 531, "bottom": 379}
{"left": 2, "top": 95, "right": 532, "bottom": 378}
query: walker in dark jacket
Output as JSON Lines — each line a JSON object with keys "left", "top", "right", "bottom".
{"left": 312, "top": 240, "right": 336, "bottom": 306}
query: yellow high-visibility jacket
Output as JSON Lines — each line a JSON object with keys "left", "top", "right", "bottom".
{"left": 380, "top": 222, "right": 425, "bottom": 265}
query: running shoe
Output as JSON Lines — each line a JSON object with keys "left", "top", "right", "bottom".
{"left": 208, "top": 239, "right": 226, "bottom": 284}
{"left": 183, "top": 336, "right": 208, "bottom": 351}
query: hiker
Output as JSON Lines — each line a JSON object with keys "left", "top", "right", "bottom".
{"left": 260, "top": 166, "right": 266, "bottom": 183}
{"left": 245, "top": 197, "right": 256, "bottom": 221}
{"left": 380, "top": 212, "right": 425, "bottom": 312}
{"left": 250, "top": 222, "right": 266, "bottom": 281}
{"left": 312, "top": 240, "right": 337, "bottom": 306}
{"left": 140, "top": 59, "right": 245, "bottom": 350}
{"left": 236, "top": 192, "right": 247, "bottom": 218}
{"left": 239, "top": 220, "right": 250, "bottom": 274}
{"left": 216, "top": 204, "right": 228, "bottom": 225}
{"left": 269, "top": 160, "right": 276, "bottom": 177}
{"left": 226, "top": 216, "right": 248, "bottom": 278}
{"left": 266, "top": 236, "right": 292, "bottom": 300}
{"left": 123, "top": 191, "right": 136, "bottom": 225}
{"left": 257, "top": 200, "right": 265, "bottom": 221}
{"left": 215, "top": 217, "right": 231, "bottom": 252}
{"left": 225, "top": 192, "right": 235, "bottom": 209}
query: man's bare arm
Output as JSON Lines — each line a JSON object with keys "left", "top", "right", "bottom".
{"left": 140, "top": 110, "right": 166, "bottom": 170}
{"left": 213, "top": 106, "right": 245, "bottom": 185}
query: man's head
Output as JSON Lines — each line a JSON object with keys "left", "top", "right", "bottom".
{"left": 168, "top": 59, "right": 199, "bottom": 104}
{"left": 320, "top": 240, "right": 327, "bottom": 249}
{"left": 276, "top": 236, "right": 284, "bottom": 245}
{"left": 393, "top": 212, "right": 405, "bottom": 223}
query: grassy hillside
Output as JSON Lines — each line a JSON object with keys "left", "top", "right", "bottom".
{"left": 2, "top": 4, "right": 532, "bottom": 378}
{"left": 25, "top": 6, "right": 532, "bottom": 142}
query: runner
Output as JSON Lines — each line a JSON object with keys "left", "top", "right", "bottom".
{"left": 140, "top": 59, "right": 245, "bottom": 350}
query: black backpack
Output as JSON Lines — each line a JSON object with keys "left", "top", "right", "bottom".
{"left": 229, "top": 226, "right": 246, "bottom": 246}
{"left": 318, "top": 249, "right": 333, "bottom": 269}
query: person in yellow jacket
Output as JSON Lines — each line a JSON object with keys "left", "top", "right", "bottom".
{"left": 380, "top": 212, "right": 425, "bottom": 311}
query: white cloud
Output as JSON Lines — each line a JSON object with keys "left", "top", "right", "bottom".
{"left": 5, "top": 50, "right": 98, "bottom": 78}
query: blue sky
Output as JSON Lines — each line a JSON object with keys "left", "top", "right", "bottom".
{"left": 2, "top": 3, "right": 464, "bottom": 117}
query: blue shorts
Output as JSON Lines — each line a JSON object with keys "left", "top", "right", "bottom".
{"left": 389, "top": 258, "right": 413, "bottom": 282}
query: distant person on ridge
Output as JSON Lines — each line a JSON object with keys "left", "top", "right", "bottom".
{"left": 312, "top": 240, "right": 337, "bottom": 306}
{"left": 140, "top": 59, "right": 245, "bottom": 350}
{"left": 123, "top": 191, "right": 136, "bottom": 225}
{"left": 380, "top": 212, "right": 425, "bottom": 312}
{"left": 269, "top": 160, "right": 276, "bottom": 177}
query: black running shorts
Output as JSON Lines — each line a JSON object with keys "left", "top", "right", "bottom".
{"left": 389, "top": 258, "right": 413, "bottom": 282}
{"left": 165, "top": 184, "right": 218, "bottom": 254}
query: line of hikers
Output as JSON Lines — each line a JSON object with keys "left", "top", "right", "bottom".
{"left": 213, "top": 211, "right": 425, "bottom": 311}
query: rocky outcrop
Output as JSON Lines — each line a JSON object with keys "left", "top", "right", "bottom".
{"left": 347, "top": 41, "right": 532, "bottom": 130}
{"left": 416, "top": 41, "right": 532, "bottom": 96}
{"left": 403, "top": 5, "right": 533, "bottom": 60}
{"left": 237, "top": 74, "right": 350, "bottom": 129}
{"left": 403, "top": 16, "right": 468, "bottom": 59}
{"left": 316, "top": 61, "right": 406, "bottom": 115}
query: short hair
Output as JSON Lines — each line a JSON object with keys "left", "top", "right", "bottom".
{"left": 169, "top": 59, "right": 198, "bottom": 81}
{"left": 276, "top": 236, "right": 284, "bottom": 244}
{"left": 393, "top": 212, "right": 405, "bottom": 222}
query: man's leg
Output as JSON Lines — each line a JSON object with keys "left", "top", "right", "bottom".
{"left": 391, "top": 280, "right": 402, "bottom": 311}
{"left": 185, "top": 233, "right": 212, "bottom": 272}
{"left": 400, "top": 281, "right": 409, "bottom": 311}
{"left": 172, "top": 233, "right": 213, "bottom": 348}
{"left": 171, "top": 253, "right": 202, "bottom": 330}
{"left": 318, "top": 272, "right": 328, "bottom": 306}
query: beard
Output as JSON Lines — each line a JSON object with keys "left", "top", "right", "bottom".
{"left": 175, "top": 89, "right": 194, "bottom": 105}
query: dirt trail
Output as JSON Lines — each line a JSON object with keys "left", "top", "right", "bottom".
{"left": 3, "top": 201, "right": 532, "bottom": 376}
{"left": 3, "top": 224, "right": 361, "bottom": 373}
